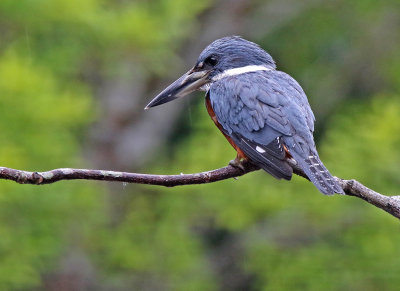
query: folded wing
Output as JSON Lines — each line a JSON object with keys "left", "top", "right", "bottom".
{"left": 209, "top": 70, "right": 343, "bottom": 194}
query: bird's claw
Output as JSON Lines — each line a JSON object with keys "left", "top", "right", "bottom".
{"left": 229, "top": 158, "right": 246, "bottom": 172}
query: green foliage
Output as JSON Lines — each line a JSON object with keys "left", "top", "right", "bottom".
{"left": 1, "top": 0, "right": 400, "bottom": 290}
{"left": 0, "top": 0, "right": 211, "bottom": 77}
{"left": 0, "top": 0, "right": 212, "bottom": 289}
{"left": 93, "top": 193, "right": 216, "bottom": 290}
{"left": 0, "top": 52, "right": 92, "bottom": 169}
{"left": 0, "top": 50, "right": 102, "bottom": 289}
{"left": 323, "top": 96, "right": 400, "bottom": 194}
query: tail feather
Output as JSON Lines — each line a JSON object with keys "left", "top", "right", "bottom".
{"left": 293, "top": 153, "right": 343, "bottom": 195}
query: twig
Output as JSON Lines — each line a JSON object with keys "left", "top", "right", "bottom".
{"left": 0, "top": 163, "right": 398, "bottom": 219}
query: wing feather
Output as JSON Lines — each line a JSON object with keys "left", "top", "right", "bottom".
{"left": 209, "top": 70, "right": 343, "bottom": 194}
{"left": 233, "top": 135, "right": 292, "bottom": 180}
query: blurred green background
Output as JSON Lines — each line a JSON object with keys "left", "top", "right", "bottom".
{"left": 0, "top": 0, "right": 400, "bottom": 290}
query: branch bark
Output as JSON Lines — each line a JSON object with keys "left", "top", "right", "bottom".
{"left": 0, "top": 163, "right": 399, "bottom": 219}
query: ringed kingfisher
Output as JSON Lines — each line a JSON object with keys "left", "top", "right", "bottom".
{"left": 145, "top": 36, "right": 343, "bottom": 195}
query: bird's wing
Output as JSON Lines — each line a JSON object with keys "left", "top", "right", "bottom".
{"left": 209, "top": 71, "right": 343, "bottom": 194}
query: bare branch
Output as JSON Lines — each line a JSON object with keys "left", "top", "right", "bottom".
{"left": 0, "top": 163, "right": 258, "bottom": 186}
{"left": 0, "top": 163, "right": 398, "bottom": 220}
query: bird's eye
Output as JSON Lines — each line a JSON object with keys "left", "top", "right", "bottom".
{"left": 204, "top": 55, "right": 218, "bottom": 67}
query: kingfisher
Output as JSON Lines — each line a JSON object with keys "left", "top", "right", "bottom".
{"left": 145, "top": 36, "right": 343, "bottom": 195}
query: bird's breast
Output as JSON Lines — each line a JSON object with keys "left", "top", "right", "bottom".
{"left": 205, "top": 94, "right": 248, "bottom": 160}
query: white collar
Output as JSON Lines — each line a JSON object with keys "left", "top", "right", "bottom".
{"left": 212, "top": 65, "right": 273, "bottom": 81}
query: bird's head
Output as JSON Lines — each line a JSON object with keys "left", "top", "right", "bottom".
{"left": 145, "top": 36, "right": 276, "bottom": 109}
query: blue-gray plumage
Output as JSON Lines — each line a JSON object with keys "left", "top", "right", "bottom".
{"left": 145, "top": 36, "right": 344, "bottom": 195}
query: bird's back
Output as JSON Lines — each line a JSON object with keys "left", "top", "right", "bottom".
{"left": 209, "top": 70, "right": 343, "bottom": 194}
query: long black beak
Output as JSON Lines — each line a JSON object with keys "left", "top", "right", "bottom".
{"left": 145, "top": 68, "right": 210, "bottom": 109}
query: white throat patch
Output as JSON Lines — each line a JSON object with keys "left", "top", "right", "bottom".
{"left": 212, "top": 65, "right": 272, "bottom": 82}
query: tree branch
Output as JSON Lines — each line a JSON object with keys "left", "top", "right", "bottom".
{"left": 0, "top": 163, "right": 399, "bottom": 219}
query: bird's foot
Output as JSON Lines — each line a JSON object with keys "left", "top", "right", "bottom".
{"left": 229, "top": 157, "right": 247, "bottom": 172}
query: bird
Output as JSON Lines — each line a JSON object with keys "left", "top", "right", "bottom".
{"left": 145, "top": 36, "right": 344, "bottom": 195}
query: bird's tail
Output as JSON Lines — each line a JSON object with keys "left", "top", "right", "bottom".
{"left": 293, "top": 153, "right": 344, "bottom": 195}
